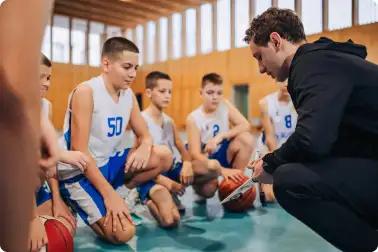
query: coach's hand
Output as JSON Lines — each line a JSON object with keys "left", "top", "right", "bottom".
{"left": 125, "top": 142, "right": 152, "bottom": 173}
{"left": 28, "top": 216, "right": 48, "bottom": 252}
{"left": 104, "top": 191, "right": 134, "bottom": 232}
{"left": 249, "top": 159, "right": 273, "bottom": 184}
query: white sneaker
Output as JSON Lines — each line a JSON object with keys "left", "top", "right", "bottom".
{"left": 117, "top": 186, "right": 138, "bottom": 212}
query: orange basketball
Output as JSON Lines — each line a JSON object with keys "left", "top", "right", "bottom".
{"left": 40, "top": 217, "right": 74, "bottom": 252}
{"left": 218, "top": 175, "right": 256, "bottom": 212}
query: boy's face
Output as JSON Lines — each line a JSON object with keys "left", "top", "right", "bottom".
{"left": 39, "top": 64, "right": 52, "bottom": 98}
{"left": 147, "top": 79, "right": 172, "bottom": 110}
{"left": 102, "top": 50, "right": 139, "bottom": 90}
{"left": 200, "top": 82, "right": 223, "bottom": 111}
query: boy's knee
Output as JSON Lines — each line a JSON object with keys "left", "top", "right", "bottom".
{"left": 103, "top": 224, "right": 136, "bottom": 244}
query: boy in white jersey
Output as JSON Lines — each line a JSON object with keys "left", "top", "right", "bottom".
{"left": 186, "top": 73, "right": 254, "bottom": 200}
{"left": 138, "top": 71, "right": 193, "bottom": 228}
{"left": 257, "top": 81, "right": 297, "bottom": 202}
{"left": 58, "top": 37, "right": 172, "bottom": 244}
{"left": 31, "top": 54, "right": 90, "bottom": 251}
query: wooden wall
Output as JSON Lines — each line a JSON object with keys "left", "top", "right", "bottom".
{"left": 48, "top": 23, "right": 378, "bottom": 129}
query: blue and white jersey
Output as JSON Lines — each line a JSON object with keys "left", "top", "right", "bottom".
{"left": 142, "top": 111, "right": 182, "bottom": 163}
{"left": 188, "top": 101, "right": 229, "bottom": 150}
{"left": 58, "top": 75, "right": 133, "bottom": 180}
{"left": 265, "top": 91, "right": 297, "bottom": 147}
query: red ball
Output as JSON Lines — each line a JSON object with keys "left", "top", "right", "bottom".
{"left": 43, "top": 218, "right": 74, "bottom": 252}
{"left": 218, "top": 175, "right": 256, "bottom": 212}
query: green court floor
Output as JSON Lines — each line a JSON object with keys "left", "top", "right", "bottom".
{"left": 74, "top": 187, "right": 340, "bottom": 252}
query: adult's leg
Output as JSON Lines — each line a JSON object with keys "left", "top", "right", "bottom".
{"left": 0, "top": 1, "right": 52, "bottom": 250}
{"left": 273, "top": 158, "right": 378, "bottom": 252}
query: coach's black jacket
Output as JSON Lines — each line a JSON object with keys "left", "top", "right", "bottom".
{"left": 263, "top": 37, "right": 378, "bottom": 174}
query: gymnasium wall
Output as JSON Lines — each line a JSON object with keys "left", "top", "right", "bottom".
{"left": 48, "top": 22, "right": 378, "bottom": 130}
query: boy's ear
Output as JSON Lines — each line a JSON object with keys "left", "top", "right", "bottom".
{"left": 145, "top": 88, "right": 152, "bottom": 98}
{"left": 102, "top": 57, "right": 111, "bottom": 73}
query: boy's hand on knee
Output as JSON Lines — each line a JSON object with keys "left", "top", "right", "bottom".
{"left": 28, "top": 216, "right": 48, "bottom": 252}
{"left": 204, "top": 134, "right": 223, "bottom": 155}
{"left": 221, "top": 168, "right": 244, "bottom": 183}
{"left": 180, "top": 161, "right": 194, "bottom": 186}
{"left": 52, "top": 196, "right": 77, "bottom": 231}
{"left": 104, "top": 191, "right": 135, "bottom": 232}
{"left": 125, "top": 144, "right": 152, "bottom": 173}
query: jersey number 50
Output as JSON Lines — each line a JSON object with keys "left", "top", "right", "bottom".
{"left": 107, "top": 117, "right": 123, "bottom": 137}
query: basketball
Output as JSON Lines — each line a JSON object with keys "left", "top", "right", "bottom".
{"left": 218, "top": 175, "right": 256, "bottom": 212}
{"left": 39, "top": 217, "right": 74, "bottom": 252}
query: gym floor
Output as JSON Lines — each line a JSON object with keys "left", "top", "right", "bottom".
{"left": 74, "top": 185, "right": 340, "bottom": 252}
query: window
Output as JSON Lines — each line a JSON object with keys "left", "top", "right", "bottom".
{"left": 159, "top": 17, "right": 168, "bottom": 61}
{"left": 146, "top": 21, "right": 156, "bottom": 64}
{"left": 302, "top": 0, "right": 323, "bottom": 34}
{"left": 200, "top": 3, "right": 213, "bottom": 54}
{"left": 71, "top": 18, "right": 87, "bottom": 65}
{"left": 278, "top": 0, "right": 295, "bottom": 10}
{"left": 125, "top": 29, "right": 133, "bottom": 41}
{"left": 136, "top": 25, "right": 144, "bottom": 65}
{"left": 329, "top": 0, "right": 352, "bottom": 30}
{"left": 358, "top": 0, "right": 378, "bottom": 24}
{"left": 235, "top": 0, "right": 249, "bottom": 48}
{"left": 255, "top": 0, "right": 271, "bottom": 16}
{"left": 217, "top": 0, "right": 231, "bottom": 51}
{"left": 185, "top": 8, "right": 196, "bottom": 56}
{"left": 89, "top": 21, "right": 104, "bottom": 67}
{"left": 172, "top": 13, "right": 182, "bottom": 59}
{"left": 52, "top": 15, "right": 70, "bottom": 63}
{"left": 41, "top": 26, "right": 51, "bottom": 59}
{"left": 106, "top": 25, "right": 122, "bottom": 38}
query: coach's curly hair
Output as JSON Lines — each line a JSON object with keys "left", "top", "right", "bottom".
{"left": 244, "top": 7, "right": 306, "bottom": 46}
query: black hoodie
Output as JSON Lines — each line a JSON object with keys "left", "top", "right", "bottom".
{"left": 262, "top": 37, "right": 378, "bottom": 174}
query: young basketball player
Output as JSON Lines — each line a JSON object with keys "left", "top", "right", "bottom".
{"left": 137, "top": 71, "right": 193, "bottom": 227}
{"left": 256, "top": 80, "right": 297, "bottom": 202}
{"left": 186, "top": 73, "right": 254, "bottom": 201}
{"left": 30, "top": 54, "right": 88, "bottom": 251}
{"left": 57, "top": 37, "right": 173, "bottom": 244}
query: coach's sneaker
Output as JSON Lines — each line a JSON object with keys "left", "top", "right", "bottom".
{"left": 172, "top": 193, "right": 186, "bottom": 213}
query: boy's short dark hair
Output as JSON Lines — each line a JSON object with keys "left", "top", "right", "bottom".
{"left": 41, "top": 53, "right": 52, "bottom": 67}
{"left": 244, "top": 7, "right": 306, "bottom": 46}
{"left": 145, "top": 71, "right": 172, "bottom": 89}
{"left": 201, "top": 73, "right": 223, "bottom": 88}
{"left": 101, "top": 37, "right": 139, "bottom": 60}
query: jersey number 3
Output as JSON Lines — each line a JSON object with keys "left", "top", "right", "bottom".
{"left": 107, "top": 117, "right": 123, "bottom": 137}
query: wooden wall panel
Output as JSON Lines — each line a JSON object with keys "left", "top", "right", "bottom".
{"left": 48, "top": 23, "right": 378, "bottom": 129}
